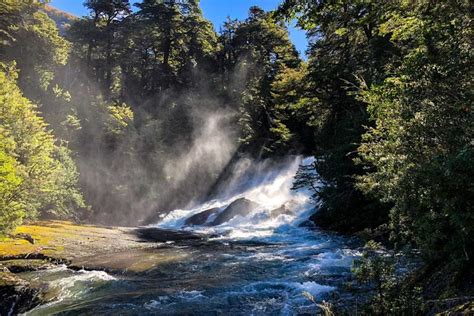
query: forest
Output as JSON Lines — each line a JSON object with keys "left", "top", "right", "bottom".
{"left": 0, "top": 0, "right": 472, "bottom": 314}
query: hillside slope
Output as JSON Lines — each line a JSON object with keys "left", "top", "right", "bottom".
{"left": 43, "top": 5, "right": 77, "bottom": 35}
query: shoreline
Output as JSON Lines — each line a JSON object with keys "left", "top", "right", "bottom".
{"left": 0, "top": 221, "right": 206, "bottom": 314}
{"left": 1, "top": 221, "right": 472, "bottom": 315}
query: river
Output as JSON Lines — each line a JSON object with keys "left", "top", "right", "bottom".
{"left": 21, "top": 156, "right": 362, "bottom": 315}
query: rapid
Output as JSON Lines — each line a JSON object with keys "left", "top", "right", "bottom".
{"left": 22, "top": 156, "right": 361, "bottom": 315}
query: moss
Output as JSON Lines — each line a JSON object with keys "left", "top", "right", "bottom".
{"left": 0, "top": 221, "right": 123, "bottom": 258}
{"left": 0, "top": 223, "right": 60, "bottom": 257}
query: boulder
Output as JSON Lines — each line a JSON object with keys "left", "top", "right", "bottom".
{"left": 0, "top": 271, "right": 44, "bottom": 314}
{"left": 0, "top": 259, "right": 54, "bottom": 273}
{"left": 270, "top": 205, "right": 293, "bottom": 217}
{"left": 184, "top": 208, "right": 220, "bottom": 226}
{"left": 134, "top": 227, "right": 204, "bottom": 242}
{"left": 211, "top": 198, "right": 261, "bottom": 225}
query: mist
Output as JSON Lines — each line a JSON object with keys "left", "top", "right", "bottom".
{"left": 51, "top": 56, "right": 252, "bottom": 226}
{"left": 5, "top": 0, "right": 299, "bottom": 227}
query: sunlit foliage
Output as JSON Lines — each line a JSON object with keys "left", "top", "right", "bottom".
{"left": 0, "top": 66, "right": 84, "bottom": 233}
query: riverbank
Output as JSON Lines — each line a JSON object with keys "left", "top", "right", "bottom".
{"left": 1, "top": 221, "right": 472, "bottom": 315}
{"left": 312, "top": 220, "right": 474, "bottom": 315}
{"left": 0, "top": 221, "right": 206, "bottom": 314}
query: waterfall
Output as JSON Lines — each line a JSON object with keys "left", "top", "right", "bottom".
{"left": 155, "top": 156, "right": 317, "bottom": 240}
{"left": 25, "top": 156, "right": 361, "bottom": 315}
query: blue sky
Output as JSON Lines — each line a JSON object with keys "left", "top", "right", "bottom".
{"left": 49, "top": 0, "right": 308, "bottom": 58}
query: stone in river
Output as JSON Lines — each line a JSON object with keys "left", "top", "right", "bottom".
{"left": 184, "top": 208, "right": 220, "bottom": 226}
{"left": 211, "top": 198, "right": 261, "bottom": 225}
{"left": 270, "top": 205, "right": 293, "bottom": 218}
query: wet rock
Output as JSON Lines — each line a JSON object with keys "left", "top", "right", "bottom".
{"left": 0, "top": 271, "right": 44, "bottom": 314}
{"left": 0, "top": 259, "right": 54, "bottom": 273}
{"left": 0, "top": 221, "right": 209, "bottom": 275}
{"left": 212, "top": 198, "right": 261, "bottom": 225}
{"left": 184, "top": 208, "right": 220, "bottom": 226}
{"left": 70, "top": 247, "right": 192, "bottom": 273}
{"left": 134, "top": 227, "right": 204, "bottom": 242}
{"left": 270, "top": 205, "right": 293, "bottom": 217}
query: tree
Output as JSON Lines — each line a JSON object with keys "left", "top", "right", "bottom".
{"left": 0, "top": 1, "right": 77, "bottom": 143}
{"left": 66, "top": 0, "right": 131, "bottom": 98}
{"left": 0, "top": 131, "right": 23, "bottom": 233}
{"left": 278, "top": 0, "right": 473, "bottom": 270}
{"left": 117, "top": 0, "right": 217, "bottom": 98}
{"left": 357, "top": 1, "right": 473, "bottom": 265}
{"left": 0, "top": 4, "right": 71, "bottom": 99}
{"left": 0, "top": 0, "right": 40, "bottom": 47}
{"left": 221, "top": 6, "right": 301, "bottom": 156}
{"left": 271, "top": 63, "right": 316, "bottom": 152}
{"left": 0, "top": 66, "right": 85, "bottom": 233}
{"left": 276, "top": 0, "right": 394, "bottom": 231}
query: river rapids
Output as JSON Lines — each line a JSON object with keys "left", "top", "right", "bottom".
{"left": 22, "top": 156, "right": 362, "bottom": 315}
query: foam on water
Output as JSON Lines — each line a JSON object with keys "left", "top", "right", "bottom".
{"left": 155, "top": 156, "right": 318, "bottom": 242}
{"left": 24, "top": 266, "right": 117, "bottom": 315}
{"left": 23, "top": 156, "right": 360, "bottom": 315}
{"left": 147, "top": 155, "right": 360, "bottom": 313}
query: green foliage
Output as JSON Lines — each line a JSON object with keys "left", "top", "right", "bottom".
{"left": 0, "top": 66, "right": 55, "bottom": 219}
{"left": 104, "top": 103, "right": 134, "bottom": 137}
{"left": 278, "top": 1, "right": 473, "bottom": 274}
{"left": 278, "top": 0, "right": 393, "bottom": 231}
{"left": 0, "top": 3, "right": 71, "bottom": 96}
{"left": 41, "top": 144, "right": 87, "bottom": 219}
{"left": 0, "top": 130, "right": 23, "bottom": 233}
{"left": 0, "top": 0, "right": 40, "bottom": 46}
{"left": 0, "top": 67, "right": 84, "bottom": 233}
{"left": 352, "top": 241, "right": 424, "bottom": 315}
{"left": 221, "top": 7, "right": 301, "bottom": 156}
{"left": 356, "top": 1, "right": 473, "bottom": 265}
{"left": 70, "top": 0, "right": 131, "bottom": 97}
{"left": 69, "top": 0, "right": 217, "bottom": 99}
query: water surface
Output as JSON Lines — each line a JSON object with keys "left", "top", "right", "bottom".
{"left": 24, "top": 157, "right": 361, "bottom": 315}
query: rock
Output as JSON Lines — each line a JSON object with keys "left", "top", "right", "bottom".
{"left": 8, "top": 233, "right": 35, "bottom": 244}
{"left": 134, "top": 227, "right": 204, "bottom": 242}
{"left": 184, "top": 208, "right": 220, "bottom": 226}
{"left": 0, "top": 271, "right": 44, "bottom": 314}
{"left": 270, "top": 205, "right": 293, "bottom": 217}
{"left": 0, "top": 220, "right": 211, "bottom": 274}
{"left": 0, "top": 259, "right": 54, "bottom": 273}
{"left": 211, "top": 198, "right": 261, "bottom": 225}
{"left": 69, "top": 248, "right": 191, "bottom": 274}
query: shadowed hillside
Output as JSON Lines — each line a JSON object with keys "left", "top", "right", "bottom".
{"left": 43, "top": 5, "right": 77, "bottom": 35}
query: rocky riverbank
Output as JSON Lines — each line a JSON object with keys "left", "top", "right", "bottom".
{"left": 1, "top": 221, "right": 472, "bottom": 315}
{"left": 0, "top": 221, "right": 205, "bottom": 314}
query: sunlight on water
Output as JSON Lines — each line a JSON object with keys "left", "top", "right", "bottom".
{"left": 24, "top": 156, "right": 361, "bottom": 315}
{"left": 155, "top": 156, "right": 317, "bottom": 241}
{"left": 23, "top": 266, "right": 117, "bottom": 315}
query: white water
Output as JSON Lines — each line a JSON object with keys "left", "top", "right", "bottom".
{"left": 148, "top": 155, "right": 360, "bottom": 312}
{"left": 23, "top": 266, "right": 117, "bottom": 315}
{"left": 23, "top": 156, "right": 361, "bottom": 315}
{"left": 156, "top": 156, "right": 319, "bottom": 240}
